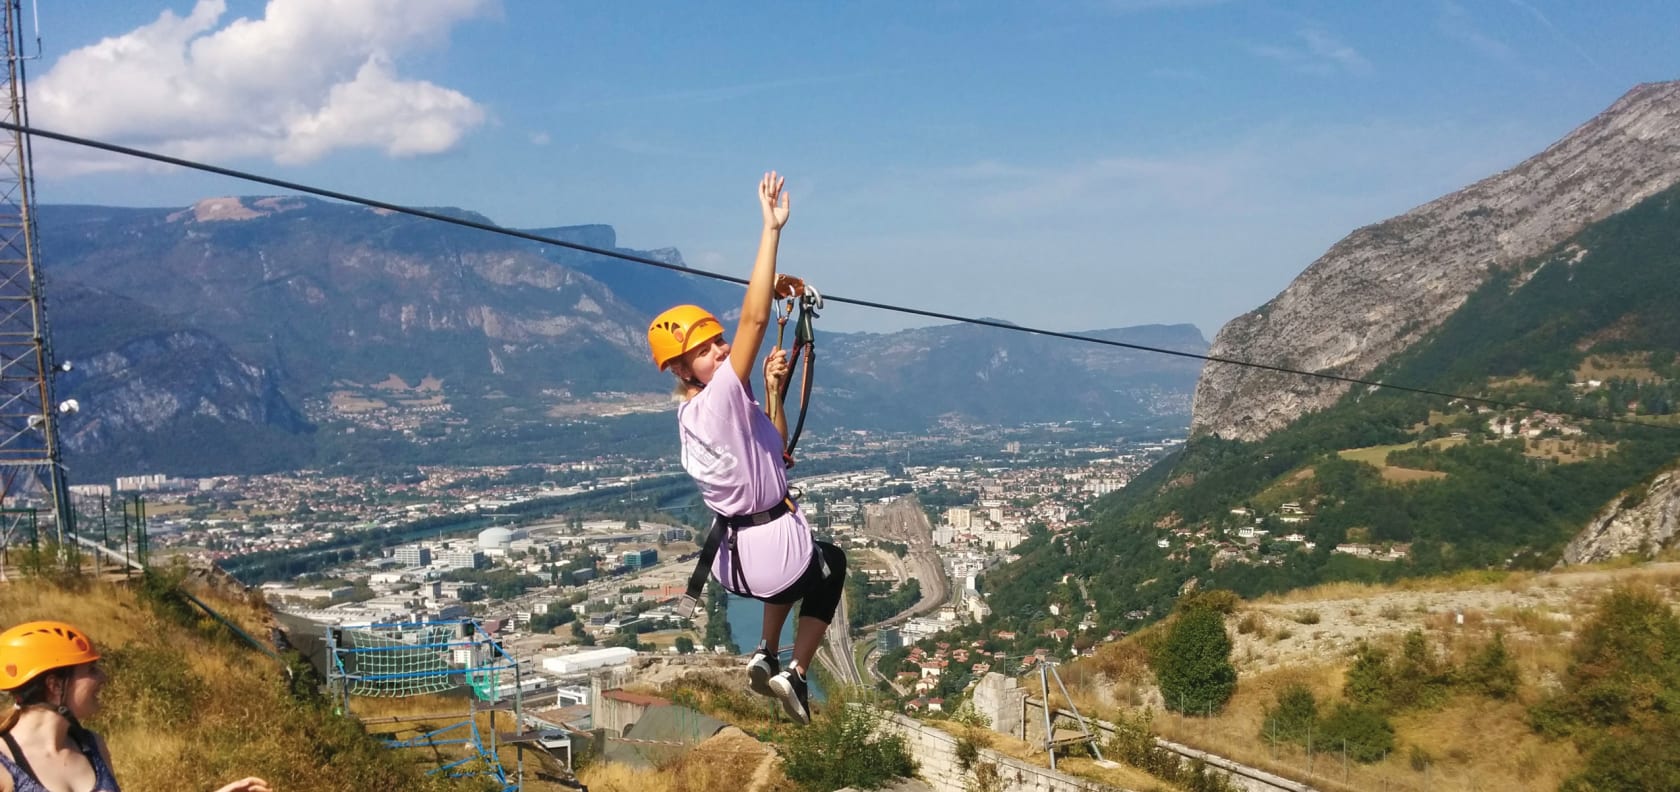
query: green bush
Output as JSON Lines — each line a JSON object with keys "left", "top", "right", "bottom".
{"left": 1343, "top": 642, "right": 1392, "bottom": 709}
{"left": 1560, "top": 711, "right": 1680, "bottom": 792}
{"left": 1153, "top": 605, "right": 1237, "bottom": 715}
{"left": 1460, "top": 631, "right": 1520, "bottom": 700}
{"left": 1531, "top": 585, "right": 1680, "bottom": 731}
{"left": 1316, "top": 703, "right": 1395, "bottom": 763}
{"left": 773, "top": 700, "right": 916, "bottom": 792}
{"left": 1260, "top": 683, "right": 1318, "bottom": 746}
{"left": 1388, "top": 630, "right": 1450, "bottom": 710}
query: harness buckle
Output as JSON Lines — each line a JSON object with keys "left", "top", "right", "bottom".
{"left": 674, "top": 594, "right": 698, "bottom": 619}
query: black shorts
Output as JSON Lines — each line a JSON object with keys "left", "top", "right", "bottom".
{"left": 755, "top": 540, "right": 847, "bottom": 623}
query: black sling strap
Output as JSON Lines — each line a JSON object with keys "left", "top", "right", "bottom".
{"left": 1, "top": 732, "right": 41, "bottom": 787}
{"left": 675, "top": 496, "right": 794, "bottom": 617}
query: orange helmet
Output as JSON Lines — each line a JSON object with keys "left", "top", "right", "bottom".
{"left": 0, "top": 621, "right": 100, "bottom": 691}
{"left": 647, "top": 305, "right": 724, "bottom": 370}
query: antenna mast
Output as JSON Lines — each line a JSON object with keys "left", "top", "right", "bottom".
{"left": 0, "top": 0, "right": 72, "bottom": 544}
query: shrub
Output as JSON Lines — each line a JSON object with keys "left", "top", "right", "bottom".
{"left": 1560, "top": 710, "right": 1680, "bottom": 792}
{"left": 1531, "top": 584, "right": 1680, "bottom": 731}
{"left": 1316, "top": 703, "right": 1395, "bottom": 763}
{"left": 1154, "top": 606, "right": 1237, "bottom": 715}
{"left": 1388, "top": 630, "right": 1450, "bottom": 710}
{"left": 1292, "top": 609, "right": 1321, "bottom": 625}
{"left": 1461, "top": 630, "right": 1520, "bottom": 700}
{"left": 1343, "top": 642, "right": 1392, "bottom": 708}
{"left": 1236, "top": 612, "right": 1263, "bottom": 635}
{"left": 1260, "top": 683, "right": 1318, "bottom": 746}
{"left": 1409, "top": 745, "right": 1433, "bottom": 772}
{"left": 774, "top": 700, "right": 916, "bottom": 792}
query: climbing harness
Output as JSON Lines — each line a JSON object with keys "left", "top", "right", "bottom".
{"left": 675, "top": 493, "right": 796, "bottom": 617}
{"left": 768, "top": 273, "right": 822, "bottom": 469}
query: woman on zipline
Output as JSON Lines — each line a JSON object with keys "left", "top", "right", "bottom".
{"left": 647, "top": 171, "right": 846, "bottom": 725}
{"left": 0, "top": 620, "right": 271, "bottom": 792}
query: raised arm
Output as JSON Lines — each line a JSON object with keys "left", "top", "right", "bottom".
{"left": 729, "top": 171, "right": 790, "bottom": 383}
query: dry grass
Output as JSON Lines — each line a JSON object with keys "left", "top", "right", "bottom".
{"left": 1381, "top": 467, "right": 1448, "bottom": 483}
{"left": 1059, "top": 562, "right": 1680, "bottom": 792}
{"left": 578, "top": 727, "right": 782, "bottom": 792}
{"left": 1338, "top": 437, "right": 1463, "bottom": 482}
{"left": 328, "top": 391, "right": 390, "bottom": 413}
{"left": 1519, "top": 436, "right": 1618, "bottom": 464}
{"left": 0, "top": 576, "right": 517, "bottom": 792}
{"left": 1139, "top": 662, "right": 1582, "bottom": 792}
{"left": 1576, "top": 353, "right": 1660, "bottom": 383}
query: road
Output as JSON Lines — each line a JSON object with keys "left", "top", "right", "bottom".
{"left": 859, "top": 495, "right": 950, "bottom": 628}
{"left": 818, "top": 591, "right": 865, "bottom": 688}
{"left": 814, "top": 494, "right": 954, "bottom": 691}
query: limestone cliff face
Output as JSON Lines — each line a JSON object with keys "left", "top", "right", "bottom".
{"left": 1561, "top": 469, "right": 1680, "bottom": 565}
{"left": 1192, "top": 81, "right": 1680, "bottom": 441}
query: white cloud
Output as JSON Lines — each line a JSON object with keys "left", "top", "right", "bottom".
{"left": 529, "top": 131, "right": 552, "bottom": 146}
{"left": 32, "top": 0, "right": 491, "bottom": 170}
{"left": 1250, "top": 27, "right": 1372, "bottom": 75}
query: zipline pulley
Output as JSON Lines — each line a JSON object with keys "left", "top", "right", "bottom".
{"left": 769, "top": 273, "right": 822, "bottom": 468}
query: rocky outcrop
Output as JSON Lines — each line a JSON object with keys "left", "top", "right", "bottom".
{"left": 1193, "top": 81, "right": 1680, "bottom": 441}
{"left": 58, "top": 330, "right": 306, "bottom": 455}
{"left": 1561, "top": 469, "right": 1680, "bottom": 565}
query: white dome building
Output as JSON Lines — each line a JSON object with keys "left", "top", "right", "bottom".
{"left": 477, "top": 526, "right": 528, "bottom": 554}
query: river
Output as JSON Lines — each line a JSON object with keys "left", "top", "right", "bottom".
{"left": 724, "top": 592, "right": 826, "bottom": 701}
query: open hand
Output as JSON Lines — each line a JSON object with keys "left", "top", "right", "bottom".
{"left": 759, "top": 171, "right": 790, "bottom": 230}
{"left": 213, "top": 778, "right": 272, "bottom": 792}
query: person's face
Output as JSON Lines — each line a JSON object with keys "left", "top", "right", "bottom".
{"left": 52, "top": 661, "right": 106, "bottom": 720}
{"left": 672, "top": 335, "right": 729, "bottom": 387}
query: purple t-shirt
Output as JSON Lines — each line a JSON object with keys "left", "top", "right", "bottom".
{"left": 678, "top": 364, "right": 812, "bottom": 597}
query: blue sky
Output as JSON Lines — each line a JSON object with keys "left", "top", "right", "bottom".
{"left": 28, "top": 1, "right": 1680, "bottom": 337}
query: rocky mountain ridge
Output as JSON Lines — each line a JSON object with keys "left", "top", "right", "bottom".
{"left": 1193, "top": 80, "right": 1680, "bottom": 441}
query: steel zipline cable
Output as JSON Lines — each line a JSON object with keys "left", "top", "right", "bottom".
{"left": 8, "top": 120, "right": 1677, "bottom": 433}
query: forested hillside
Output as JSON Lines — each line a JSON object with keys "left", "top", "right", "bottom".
{"left": 972, "top": 171, "right": 1680, "bottom": 653}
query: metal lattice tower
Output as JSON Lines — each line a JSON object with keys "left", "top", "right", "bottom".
{"left": 0, "top": 0, "right": 69, "bottom": 543}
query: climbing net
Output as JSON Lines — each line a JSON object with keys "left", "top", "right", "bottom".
{"left": 326, "top": 620, "right": 523, "bottom": 791}
{"left": 333, "top": 622, "right": 461, "bottom": 698}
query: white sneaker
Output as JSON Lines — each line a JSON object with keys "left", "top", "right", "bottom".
{"left": 768, "top": 668, "right": 810, "bottom": 725}
{"left": 747, "top": 650, "right": 780, "bottom": 698}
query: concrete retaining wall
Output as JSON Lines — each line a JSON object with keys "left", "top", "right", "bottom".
{"left": 877, "top": 710, "right": 1123, "bottom": 792}
{"left": 969, "top": 672, "right": 1313, "bottom": 792}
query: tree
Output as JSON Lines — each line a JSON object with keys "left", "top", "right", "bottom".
{"left": 675, "top": 636, "right": 696, "bottom": 655}
{"left": 1154, "top": 604, "right": 1237, "bottom": 714}
{"left": 1462, "top": 631, "right": 1520, "bottom": 700}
